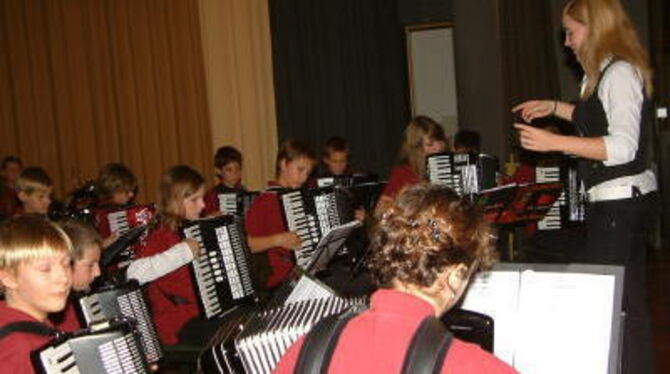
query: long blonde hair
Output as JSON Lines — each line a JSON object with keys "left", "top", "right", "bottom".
{"left": 563, "top": 0, "right": 653, "bottom": 98}
{"left": 398, "top": 116, "right": 447, "bottom": 178}
{"left": 157, "top": 165, "right": 204, "bottom": 231}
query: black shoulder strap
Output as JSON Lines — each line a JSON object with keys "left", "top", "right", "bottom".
{"left": 0, "top": 321, "right": 58, "bottom": 341}
{"left": 294, "top": 309, "right": 360, "bottom": 374}
{"left": 401, "top": 317, "right": 454, "bottom": 374}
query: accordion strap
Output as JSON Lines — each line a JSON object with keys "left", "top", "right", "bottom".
{"left": 400, "top": 316, "right": 454, "bottom": 374}
{"left": 294, "top": 308, "right": 361, "bottom": 374}
{"left": 0, "top": 321, "right": 58, "bottom": 341}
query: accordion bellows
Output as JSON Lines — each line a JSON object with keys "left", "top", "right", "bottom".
{"left": 201, "top": 296, "right": 366, "bottom": 374}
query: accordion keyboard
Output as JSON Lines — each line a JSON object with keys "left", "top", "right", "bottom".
{"left": 536, "top": 166, "right": 564, "bottom": 230}
{"left": 35, "top": 320, "right": 148, "bottom": 374}
{"left": 280, "top": 191, "right": 320, "bottom": 268}
{"left": 183, "top": 216, "right": 256, "bottom": 319}
{"left": 76, "top": 283, "right": 163, "bottom": 364}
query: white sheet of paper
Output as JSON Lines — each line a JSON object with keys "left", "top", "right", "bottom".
{"left": 461, "top": 269, "right": 616, "bottom": 374}
{"left": 514, "top": 271, "right": 615, "bottom": 374}
{"left": 461, "top": 270, "right": 521, "bottom": 364}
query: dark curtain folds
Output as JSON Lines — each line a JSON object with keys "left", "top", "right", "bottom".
{"left": 269, "top": 0, "right": 409, "bottom": 177}
{"left": 0, "top": 0, "right": 212, "bottom": 202}
{"left": 499, "top": 0, "right": 561, "bottom": 155}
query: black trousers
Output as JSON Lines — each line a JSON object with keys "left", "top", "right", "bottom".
{"left": 584, "top": 192, "right": 658, "bottom": 374}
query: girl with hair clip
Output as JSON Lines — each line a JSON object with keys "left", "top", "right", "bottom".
{"left": 245, "top": 140, "right": 316, "bottom": 289}
{"left": 375, "top": 116, "right": 448, "bottom": 215}
{"left": 274, "top": 184, "right": 516, "bottom": 373}
{"left": 513, "top": 1, "right": 657, "bottom": 372}
{"left": 134, "top": 165, "right": 210, "bottom": 346}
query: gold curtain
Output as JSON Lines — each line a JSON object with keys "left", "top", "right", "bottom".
{"left": 198, "top": 0, "right": 278, "bottom": 190}
{"left": 0, "top": 0, "right": 213, "bottom": 203}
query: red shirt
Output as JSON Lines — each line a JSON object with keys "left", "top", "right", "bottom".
{"left": 49, "top": 300, "right": 81, "bottom": 332}
{"left": 273, "top": 289, "right": 518, "bottom": 374}
{"left": 135, "top": 223, "right": 199, "bottom": 345}
{"left": 382, "top": 164, "right": 421, "bottom": 198}
{"left": 0, "top": 302, "right": 55, "bottom": 374}
{"left": 244, "top": 186, "right": 294, "bottom": 289}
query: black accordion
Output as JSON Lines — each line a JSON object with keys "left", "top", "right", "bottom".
{"left": 182, "top": 215, "right": 257, "bottom": 319}
{"left": 315, "top": 174, "right": 385, "bottom": 213}
{"left": 277, "top": 187, "right": 354, "bottom": 269}
{"left": 32, "top": 318, "right": 149, "bottom": 374}
{"left": 217, "top": 191, "right": 259, "bottom": 217}
{"left": 534, "top": 159, "right": 586, "bottom": 230}
{"left": 426, "top": 152, "right": 498, "bottom": 195}
{"left": 200, "top": 296, "right": 367, "bottom": 374}
{"left": 94, "top": 204, "right": 156, "bottom": 266}
{"left": 75, "top": 281, "right": 162, "bottom": 364}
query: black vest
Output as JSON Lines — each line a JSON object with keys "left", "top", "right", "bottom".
{"left": 572, "top": 60, "right": 652, "bottom": 190}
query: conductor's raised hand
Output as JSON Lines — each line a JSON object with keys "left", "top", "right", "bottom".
{"left": 514, "top": 123, "right": 559, "bottom": 153}
{"left": 512, "top": 100, "right": 555, "bottom": 123}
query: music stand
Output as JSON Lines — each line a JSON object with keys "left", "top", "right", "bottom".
{"left": 489, "top": 182, "right": 564, "bottom": 225}
{"left": 100, "top": 224, "right": 149, "bottom": 268}
{"left": 304, "top": 220, "right": 362, "bottom": 275}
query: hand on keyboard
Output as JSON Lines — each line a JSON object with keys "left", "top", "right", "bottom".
{"left": 184, "top": 238, "right": 201, "bottom": 258}
{"left": 275, "top": 232, "right": 302, "bottom": 250}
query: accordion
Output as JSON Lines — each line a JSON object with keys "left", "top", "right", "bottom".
{"left": 32, "top": 318, "right": 149, "bottom": 374}
{"left": 217, "top": 191, "right": 259, "bottom": 217}
{"left": 94, "top": 204, "right": 155, "bottom": 238}
{"left": 75, "top": 281, "right": 162, "bottom": 364}
{"left": 426, "top": 152, "right": 498, "bottom": 195}
{"left": 277, "top": 187, "right": 354, "bottom": 269}
{"left": 182, "top": 215, "right": 257, "bottom": 319}
{"left": 94, "top": 204, "right": 155, "bottom": 265}
{"left": 201, "top": 296, "right": 367, "bottom": 374}
{"left": 534, "top": 159, "right": 586, "bottom": 230}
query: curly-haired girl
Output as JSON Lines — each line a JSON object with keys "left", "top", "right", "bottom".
{"left": 274, "top": 184, "right": 515, "bottom": 373}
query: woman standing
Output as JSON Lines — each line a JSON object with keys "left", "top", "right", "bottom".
{"left": 513, "top": 1, "right": 657, "bottom": 372}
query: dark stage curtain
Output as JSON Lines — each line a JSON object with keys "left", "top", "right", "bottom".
{"left": 649, "top": 0, "right": 670, "bottom": 249}
{"left": 499, "top": 0, "right": 561, "bottom": 155}
{"left": 268, "top": 0, "right": 409, "bottom": 177}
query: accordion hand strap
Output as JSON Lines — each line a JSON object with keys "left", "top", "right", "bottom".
{"left": 294, "top": 308, "right": 361, "bottom": 374}
{"left": 0, "top": 321, "right": 58, "bottom": 341}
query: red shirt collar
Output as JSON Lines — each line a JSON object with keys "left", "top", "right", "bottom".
{"left": 0, "top": 301, "right": 52, "bottom": 326}
{"left": 369, "top": 289, "right": 436, "bottom": 318}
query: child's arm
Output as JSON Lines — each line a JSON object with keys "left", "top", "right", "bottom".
{"left": 247, "top": 232, "right": 301, "bottom": 253}
{"left": 125, "top": 239, "right": 199, "bottom": 285}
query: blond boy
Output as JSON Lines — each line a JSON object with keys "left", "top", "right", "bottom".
{"left": 0, "top": 215, "right": 72, "bottom": 372}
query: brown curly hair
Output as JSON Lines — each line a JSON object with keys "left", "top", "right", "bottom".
{"left": 368, "top": 183, "right": 496, "bottom": 288}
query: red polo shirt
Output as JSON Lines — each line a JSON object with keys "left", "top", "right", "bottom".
{"left": 244, "top": 184, "right": 294, "bottom": 289}
{"left": 135, "top": 223, "right": 199, "bottom": 345}
{"left": 49, "top": 300, "right": 81, "bottom": 332}
{"left": 273, "top": 289, "right": 518, "bottom": 374}
{"left": 0, "top": 302, "right": 55, "bottom": 374}
{"left": 382, "top": 164, "right": 421, "bottom": 198}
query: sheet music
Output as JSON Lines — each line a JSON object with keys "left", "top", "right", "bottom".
{"left": 283, "top": 275, "right": 335, "bottom": 305}
{"left": 461, "top": 267, "right": 618, "bottom": 374}
{"left": 514, "top": 271, "right": 615, "bottom": 374}
{"left": 460, "top": 270, "right": 521, "bottom": 364}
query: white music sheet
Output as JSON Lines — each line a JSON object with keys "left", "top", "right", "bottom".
{"left": 461, "top": 268, "right": 617, "bottom": 374}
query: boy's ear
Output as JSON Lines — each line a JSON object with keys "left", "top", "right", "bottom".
{"left": 17, "top": 190, "right": 28, "bottom": 203}
{"left": 0, "top": 268, "right": 18, "bottom": 291}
